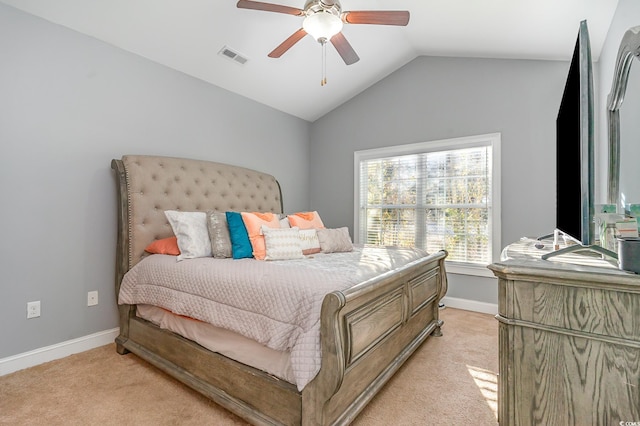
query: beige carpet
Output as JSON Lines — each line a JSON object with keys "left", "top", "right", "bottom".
{"left": 0, "top": 308, "right": 498, "bottom": 426}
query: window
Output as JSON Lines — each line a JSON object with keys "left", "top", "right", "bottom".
{"left": 354, "top": 133, "right": 501, "bottom": 277}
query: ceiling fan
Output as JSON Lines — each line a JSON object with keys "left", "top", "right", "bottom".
{"left": 236, "top": 0, "right": 410, "bottom": 84}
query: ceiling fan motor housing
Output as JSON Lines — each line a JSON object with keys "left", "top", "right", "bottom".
{"left": 304, "top": 0, "right": 342, "bottom": 17}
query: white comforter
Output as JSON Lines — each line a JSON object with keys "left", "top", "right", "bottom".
{"left": 118, "top": 245, "right": 429, "bottom": 390}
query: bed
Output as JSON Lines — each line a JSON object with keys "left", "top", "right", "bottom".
{"left": 111, "top": 154, "right": 448, "bottom": 425}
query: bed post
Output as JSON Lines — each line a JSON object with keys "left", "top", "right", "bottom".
{"left": 111, "top": 159, "right": 135, "bottom": 354}
{"left": 431, "top": 250, "right": 448, "bottom": 337}
{"left": 301, "top": 291, "right": 347, "bottom": 425}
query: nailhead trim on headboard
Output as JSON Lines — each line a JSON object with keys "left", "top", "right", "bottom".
{"left": 122, "top": 155, "right": 283, "bottom": 267}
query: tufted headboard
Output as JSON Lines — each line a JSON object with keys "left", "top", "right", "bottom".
{"left": 111, "top": 155, "right": 283, "bottom": 282}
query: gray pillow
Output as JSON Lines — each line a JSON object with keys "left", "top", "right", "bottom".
{"left": 316, "top": 227, "right": 353, "bottom": 253}
{"left": 165, "top": 210, "right": 212, "bottom": 261}
{"left": 206, "top": 211, "right": 232, "bottom": 258}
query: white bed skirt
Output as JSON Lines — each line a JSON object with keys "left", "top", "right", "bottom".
{"left": 136, "top": 304, "right": 295, "bottom": 383}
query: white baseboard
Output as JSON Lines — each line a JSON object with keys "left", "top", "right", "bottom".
{"left": 0, "top": 328, "right": 119, "bottom": 376}
{"left": 441, "top": 296, "right": 498, "bottom": 315}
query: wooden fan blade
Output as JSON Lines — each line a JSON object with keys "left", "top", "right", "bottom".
{"left": 330, "top": 32, "right": 360, "bottom": 65}
{"left": 343, "top": 10, "right": 410, "bottom": 26}
{"left": 236, "top": 0, "right": 304, "bottom": 16}
{"left": 268, "top": 28, "right": 307, "bottom": 58}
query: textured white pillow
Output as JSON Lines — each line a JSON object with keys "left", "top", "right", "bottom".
{"left": 165, "top": 210, "right": 212, "bottom": 261}
{"left": 262, "top": 226, "right": 304, "bottom": 260}
{"left": 317, "top": 227, "right": 354, "bottom": 253}
{"left": 299, "top": 229, "right": 321, "bottom": 255}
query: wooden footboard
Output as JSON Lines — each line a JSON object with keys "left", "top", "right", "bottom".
{"left": 304, "top": 250, "right": 447, "bottom": 425}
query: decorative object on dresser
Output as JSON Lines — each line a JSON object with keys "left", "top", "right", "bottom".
{"left": 490, "top": 238, "right": 640, "bottom": 424}
{"left": 111, "top": 155, "right": 448, "bottom": 425}
{"left": 618, "top": 236, "right": 640, "bottom": 274}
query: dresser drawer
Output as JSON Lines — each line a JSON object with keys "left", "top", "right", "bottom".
{"left": 503, "top": 279, "right": 640, "bottom": 342}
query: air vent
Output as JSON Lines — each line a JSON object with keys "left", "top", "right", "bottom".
{"left": 218, "top": 46, "right": 248, "bottom": 65}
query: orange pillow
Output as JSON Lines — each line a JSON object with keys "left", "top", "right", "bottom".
{"left": 287, "top": 211, "right": 325, "bottom": 229}
{"left": 145, "top": 236, "right": 180, "bottom": 255}
{"left": 240, "top": 212, "right": 281, "bottom": 260}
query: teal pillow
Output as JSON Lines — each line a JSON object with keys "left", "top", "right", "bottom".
{"left": 226, "top": 211, "right": 253, "bottom": 259}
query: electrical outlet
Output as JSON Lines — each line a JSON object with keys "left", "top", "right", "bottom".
{"left": 87, "top": 291, "right": 98, "bottom": 307}
{"left": 27, "top": 301, "right": 40, "bottom": 319}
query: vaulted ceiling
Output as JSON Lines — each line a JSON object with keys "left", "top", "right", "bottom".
{"left": 1, "top": 0, "right": 619, "bottom": 121}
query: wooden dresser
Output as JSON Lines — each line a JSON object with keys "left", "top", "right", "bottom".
{"left": 488, "top": 239, "right": 640, "bottom": 425}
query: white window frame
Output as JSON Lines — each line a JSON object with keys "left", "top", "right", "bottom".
{"left": 354, "top": 133, "right": 501, "bottom": 277}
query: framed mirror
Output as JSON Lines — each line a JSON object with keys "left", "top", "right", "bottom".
{"left": 606, "top": 26, "right": 640, "bottom": 210}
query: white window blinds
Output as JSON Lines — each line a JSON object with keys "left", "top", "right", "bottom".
{"left": 357, "top": 139, "right": 495, "bottom": 266}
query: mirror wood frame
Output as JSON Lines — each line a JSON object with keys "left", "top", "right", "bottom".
{"left": 607, "top": 25, "right": 640, "bottom": 207}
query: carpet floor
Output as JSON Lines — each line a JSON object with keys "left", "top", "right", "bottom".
{"left": 0, "top": 308, "right": 498, "bottom": 425}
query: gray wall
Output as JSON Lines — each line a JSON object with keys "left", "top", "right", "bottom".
{"left": 0, "top": 4, "right": 310, "bottom": 358}
{"left": 596, "top": 0, "right": 640, "bottom": 207}
{"left": 309, "top": 55, "right": 570, "bottom": 304}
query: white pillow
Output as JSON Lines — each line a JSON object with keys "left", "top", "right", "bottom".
{"left": 279, "top": 216, "right": 291, "bottom": 228}
{"left": 165, "top": 210, "right": 212, "bottom": 261}
{"left": 299, "top": 229, "right": 321, "bottom": 255}
{"left": 262, "top": 226, "right": 304, "bottom": 260}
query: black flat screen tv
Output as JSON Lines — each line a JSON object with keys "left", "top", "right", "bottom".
{"left": 555, "top": 20, "right": 594, "bottom": 246}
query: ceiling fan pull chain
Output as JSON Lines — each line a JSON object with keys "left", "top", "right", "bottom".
{"left": 321, "top": 39, "right": 327, "bottom": 86}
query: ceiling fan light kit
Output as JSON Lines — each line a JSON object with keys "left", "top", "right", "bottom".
{"left": 236, "top": 0, "right": 410, "bottom": 85}
{"left": 302, "top": 11, "right": 343, "bottom": 42}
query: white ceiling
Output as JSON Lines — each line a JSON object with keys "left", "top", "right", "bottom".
{"left": 1, "top": 0, "right": 620, "bottom": 121}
